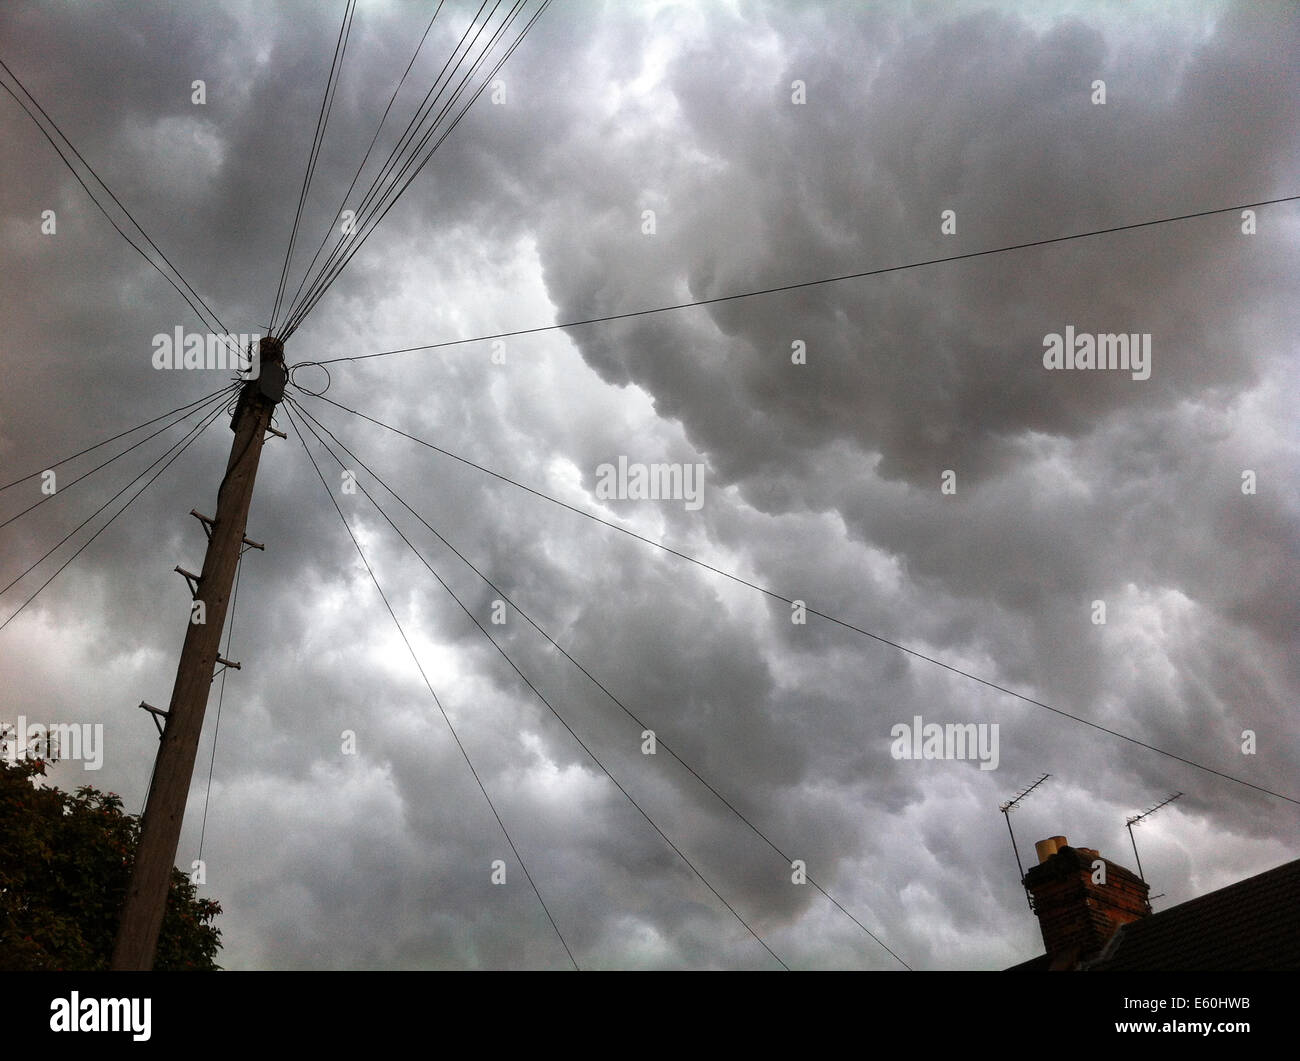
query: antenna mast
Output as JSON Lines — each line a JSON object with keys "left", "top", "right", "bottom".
{"left": 999, "top": 773, "right": 1050, "bottom": 909}
{"left": 1125, "top": 791, "right": 1183, "bottom": 883}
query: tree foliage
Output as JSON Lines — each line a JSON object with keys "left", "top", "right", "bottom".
{"left": 0, "top": 755, "right": 222, "bottom": 970}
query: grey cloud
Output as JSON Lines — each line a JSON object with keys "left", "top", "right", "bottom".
{"left": 1, "top": 0, "right": 1296, "bottom": 971}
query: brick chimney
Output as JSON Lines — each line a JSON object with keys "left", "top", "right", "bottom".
{"left": 1023, "top": 835, "right": 1150, "bottom": 969}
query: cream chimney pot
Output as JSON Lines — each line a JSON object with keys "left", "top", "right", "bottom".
{"left": 1035, "top": 836, "right": 1067, "bottom": 863}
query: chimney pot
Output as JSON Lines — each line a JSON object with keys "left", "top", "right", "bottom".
{"left": 1034, "top": 836, "right": 1067, "bottom": 863}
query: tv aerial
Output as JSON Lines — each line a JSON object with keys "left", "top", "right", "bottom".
{"left": 1125, "top": 792, "right": 1183, "bottom": 882}
{"left": 999, "top": 773, "right": 1050, "bottom": 909}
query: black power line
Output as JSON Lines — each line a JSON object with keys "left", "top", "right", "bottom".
{"left": 0, "top": 385, "right": 239, "bottom": 531}
{"left": 269, "top": 0, "right": 357, "bottom": 333}
{"left": 283, "top": 400, "right": 579, "bottom": 971}
{"left": 294, "top": 389, "right": 1300, "bottom": 808}
{"left": 198, "top": 552, "right": 243, "bottom": 863}
{"left": 291, "top": 395, "right": 910, "bottom": 968}
{"left": 0, "top": 391, "right": 230, "bottom": 601}
{"left": 277, "top": 0, "right": 449, "bottom": 335}
{"left": 0, "top": 396, "right": 229, "bottom": 632}
{"left": 287, "top": 397, "right": 790, "bottom": 970}
{"left": 0, "top": 385, "right": 235, "bottom": 495}
{"left": 280, "top": 0, "right": 503, "bottom": 338}
{"left": 310, "top": 194, "right": 1300, "bottom": 366}
{"left": 0, "top": 58, "right": 243, "bottom": 364}
{"left": 282, "top": 0, "right": 552, "bottom": 340}
{"left": 280, "top": 0, "right": 511, "bottom": 338}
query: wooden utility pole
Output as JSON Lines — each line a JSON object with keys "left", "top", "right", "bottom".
{"left": 112, "top": 337, "right": 286, "bottom": 970}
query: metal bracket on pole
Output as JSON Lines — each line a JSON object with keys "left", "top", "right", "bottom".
{"left": 265, "top": 425, "right": 287, "bottom": 440}
{"left": 138, "top": 701, "right": 169, "bottom": 738}
{"left": 191, "top": 511, "right": 264, "bottom": 553}
{"left": 174, "top": 567, "right": 202, "bottom": 598}
{"left": 212, "top": 656, "right": 241, "bottom": 681}
{"left": 191, "top": 510, "right": 215, "bottom": 541}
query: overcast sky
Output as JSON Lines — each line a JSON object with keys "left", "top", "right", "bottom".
{"left": 1, "top": 0, "right": 1297, "bottom": 971}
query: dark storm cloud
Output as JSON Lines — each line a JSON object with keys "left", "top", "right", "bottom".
{"left": 1, "top": 0, "right": 1296, "bottom": 971}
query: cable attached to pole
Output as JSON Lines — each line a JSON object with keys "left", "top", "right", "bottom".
{"left": 284, "top": 400, "right": 580, "bottom": 970}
